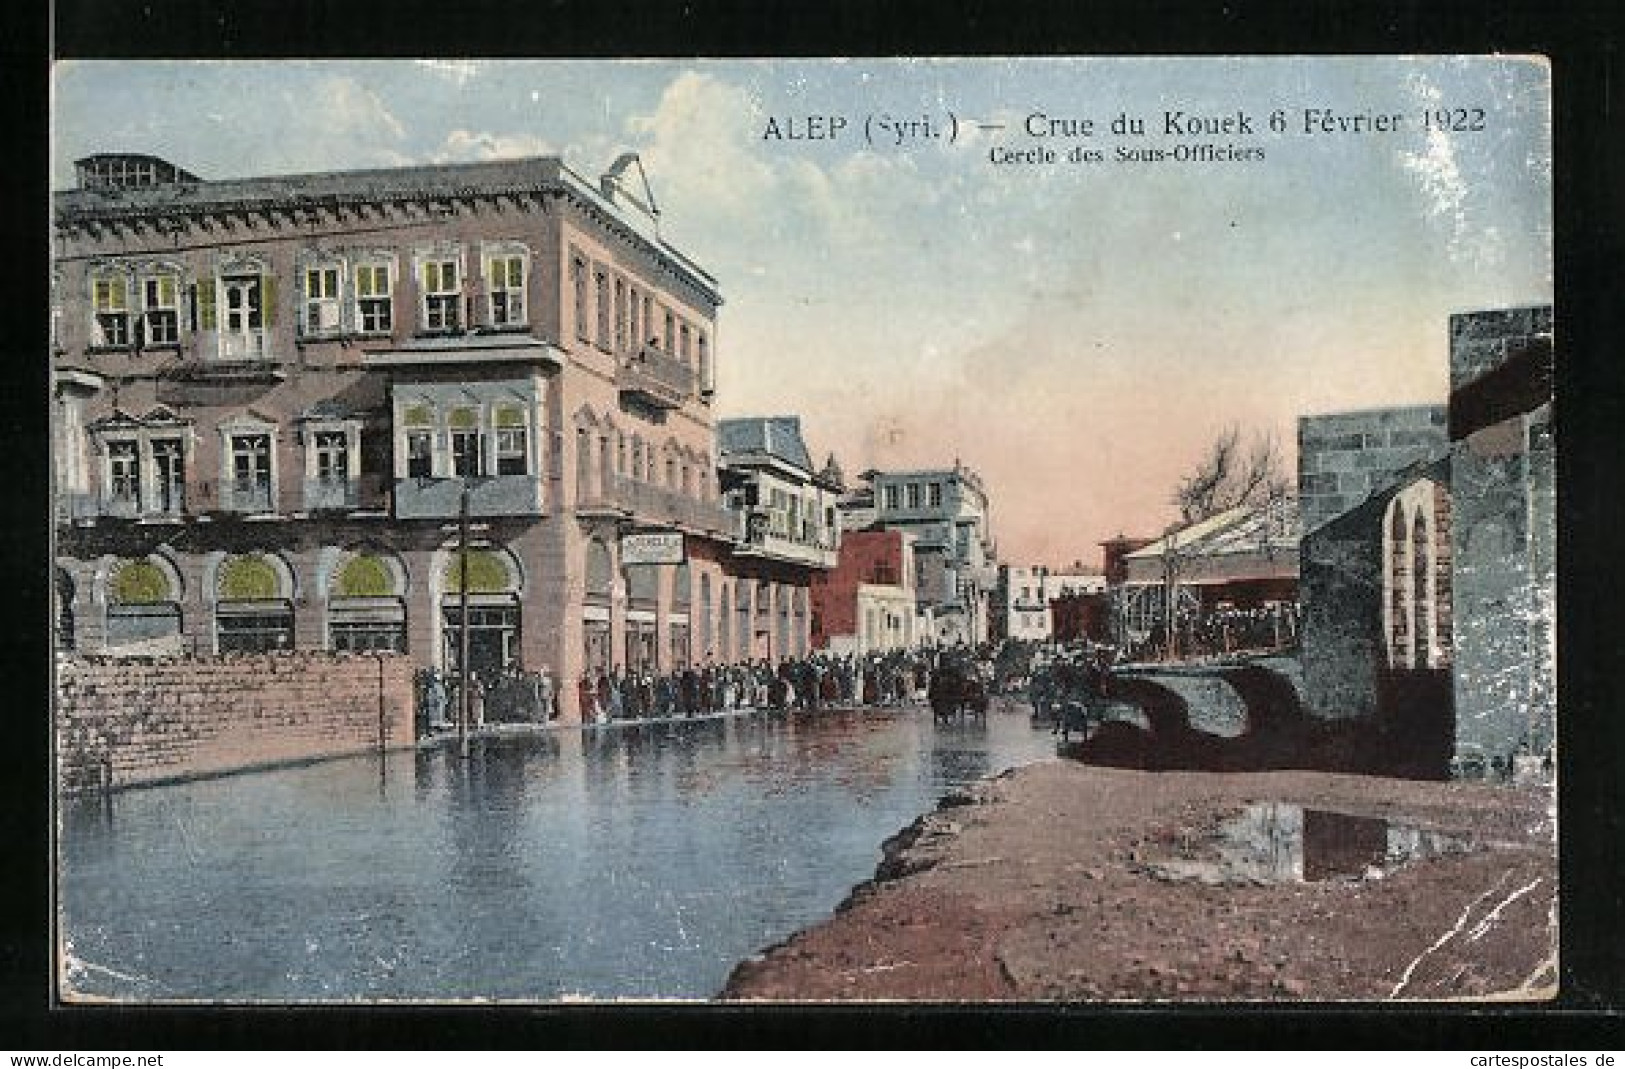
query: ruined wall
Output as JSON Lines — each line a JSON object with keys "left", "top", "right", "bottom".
{"left": 56, "top": 650, "right": 415, "bottom": 792}
{"left": 1450, "top": 412, "right": 1553, "bottom": 772}
{"left": 1299, "top": 488, "right": 1389, "bottom": 720}
{"left": 1298, "top": 406, "right": 1449, "bottom": 535}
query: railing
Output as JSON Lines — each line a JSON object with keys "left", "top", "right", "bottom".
{"left": 393, "top": 474, "right": 545, "bottom": 519}
{"left": 219, "top": 332, "right": 267, "bottom": 361}
{"left": 578, "top": 477, "right": 731, "bottom": 537}
{"left": 618, "top": 346, "right": 694, "bottom": 409}
{"left": 222, "top": 483, "right": 275, "bottom": 514}
{"left": 304, "top": 479, "right": 360, "bottom": 512}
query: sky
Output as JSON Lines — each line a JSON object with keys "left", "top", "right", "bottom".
{"left": 51, "top": 58, "right": 1552, "bottom": 566}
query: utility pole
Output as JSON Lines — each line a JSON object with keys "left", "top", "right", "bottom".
{"left": 458, "top": 480, "right": 471, "bottom": 760}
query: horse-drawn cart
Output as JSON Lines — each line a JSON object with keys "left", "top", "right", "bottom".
{"left": 929, "top": 660, "right": 989, "bottom": 724}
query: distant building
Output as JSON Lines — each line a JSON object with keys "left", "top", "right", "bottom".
{"left": 1118, "top": 497, "right": 1300, "bottom": 659}
{"left": 809, "top": 528, "right": 919, "bottom": 655}
{"left": 845, "top": 464, "right": 997, "bottom": 646}
{"left": 992, "top": 564, "right": 1050, "bottom": 643}
{"left": 716, "top": 416, "right": 843, "bottom": 662}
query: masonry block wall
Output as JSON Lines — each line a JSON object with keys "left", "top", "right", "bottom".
{"left": 56, "top": 651, "right": 415, "bottom": 792}
{"left": 1298, "top": 406, "right": 1449, "bottom": 535}
{"left": 1299, "top": 490, "right": 1387, "bottom": 720}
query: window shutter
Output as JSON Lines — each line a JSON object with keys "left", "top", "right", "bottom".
{"left": 197, "top": 278, "right": 217, "bottom": 330}
{"left": 261, "top": 274, "right": 277, "bottom": 327}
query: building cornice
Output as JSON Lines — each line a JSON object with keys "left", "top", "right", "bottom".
{"left": 54, "top": 156, "right": 723, "bottom": 308}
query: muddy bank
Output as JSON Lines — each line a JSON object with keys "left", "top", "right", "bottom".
{"left": 720, "top": 761, "right": 1556, "bottom": 1002}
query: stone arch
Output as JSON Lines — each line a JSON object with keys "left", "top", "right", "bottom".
{"left": 325, "top": 547, "right": 409, "bottom": 652}
{"left": 1412, "top": 509, "right": 1432, "bottom": 668}
{"left": 438, "top": 546, "right": 524, "bottom": 596}
{"left": 1384, "top": 498, "right": 1412, "bottom": 669}
{"left": 211, "top": 550, "right": 295, "bottom": 652}
{"left": 214, "top": 550, "right": 295, "bottom": 602}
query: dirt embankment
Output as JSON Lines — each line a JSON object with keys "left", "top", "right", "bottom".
{"left": 721, "top": 761, "right": 1556, "bottom": 1002}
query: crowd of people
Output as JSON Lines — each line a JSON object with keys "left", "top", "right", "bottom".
{"left": 415, "top": 647, "right": 1000, "bottom": 731}
{"left": 574, "top": 648, "right": 944, "bottom": 723}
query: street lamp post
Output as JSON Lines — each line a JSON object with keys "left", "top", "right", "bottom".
{"left": 458, "top": 480, "right": 471, "bottom": 760}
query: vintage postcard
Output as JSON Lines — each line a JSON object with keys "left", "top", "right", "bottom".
{"left": 50, "top": 56, "right": 1555, "bottom": 1003}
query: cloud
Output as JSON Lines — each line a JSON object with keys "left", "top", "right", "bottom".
{"left": 433, "top": 129, "right": 558, "bottom": 163}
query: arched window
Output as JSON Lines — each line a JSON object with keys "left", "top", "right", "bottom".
{"left": 105, "top": 557, "right": 183, "bottom": 650}
{"left": 698, "top": 573, "right": 713, "bottom": 658}
{"left": 439, "top": 546, "right": 523, "bottom": 679}
{"left": 1385, "top": 502, "right": 1412, "bottom": 669}
{"left": 215, "top": 552, "right": 292, "bottom": 652}
{"left": 718, "top": 582, "right": 732, "bottom": 664}
{"left": 1412, "top": 512, "right": 1431, "bottom": 669}
{"left": 329, "top": 550, "right": 406, "bottom": 652}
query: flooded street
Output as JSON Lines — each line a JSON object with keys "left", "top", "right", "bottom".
{"left": 59, "top": 703, "right": 1055, "bottom": 1001}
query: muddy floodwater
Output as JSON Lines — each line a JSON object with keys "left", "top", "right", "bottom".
{"left": 59, "top": 704, "right": 1056, "bottom": 1001}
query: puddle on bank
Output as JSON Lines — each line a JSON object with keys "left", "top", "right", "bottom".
{"left": 1148, "top": 803, "right": 1474, "bottom": 885}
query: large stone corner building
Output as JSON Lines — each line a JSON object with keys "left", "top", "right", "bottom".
{"left": 52, "top": 151, "right": 740, "bottom": 722}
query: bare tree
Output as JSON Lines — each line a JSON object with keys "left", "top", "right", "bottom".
{"left": 1173, "top": 425, "right": 1289, "bottom": 524}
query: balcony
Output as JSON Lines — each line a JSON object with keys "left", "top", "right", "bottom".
{"left": 221, "top": 483, "right": 275, "bottom": 515}
{"left": 618, "top": 346, "right": 693, "bottom": 410}
{"left": 303, "top": 478, "right": 360, "bottom": 513}
{"left": 393, "top": 475, "right": 545, "bottom": 520}
{"left": 575, "top": 477, "right": 732, "bottom": 538}
{"left": 366, "top": 333, "right": 565, "bottom": 370}
{"left": 734, "top": 521, "right": 841, "bottom": 570}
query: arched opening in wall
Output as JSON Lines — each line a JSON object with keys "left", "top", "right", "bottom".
{"left": 699, "top": 572, "right": 714, "bottom": 661}
{"left": 584, "top": 537, "right": 614, "bottom": 676}
{"left": 440, "top": 548, "right": 522, "bottom": 683}
{"left": 793, "top": 587, "right": 808, "bottom": 657}
{"left": 215, "top": 552, "right": 293, "bottom": 653}
{"left": 1385, "top": 502, "right": 1412, "bottom": 669}
{"left": 754, "top": 581, "right": 773, "bottom": 661}
{"left": 56, "top": 567, "right": 76, "bottom": 652}
{"left": 776, "top": 585, "right": 791, "bottom": 661}
{"left": 1412, "top": 511, "right": 1432, "bottom": 669}
{"left": 329, "top": 550, "right": 407, "bottom": 652}
{"left": 106, "top": 557, "right": 185, "bottom": 652}
{"left": 668, "top": 562, "right": 692, "bottom": 668}
{"left": 624, "top": 560, "right": 660, "bottom": 672}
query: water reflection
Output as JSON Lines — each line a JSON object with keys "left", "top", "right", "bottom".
{"left": 1148, "top": 802, "right": 1476, "bottom": 885}
{"left": 60, "top": 705, "right": 1053, "bottom": 1001}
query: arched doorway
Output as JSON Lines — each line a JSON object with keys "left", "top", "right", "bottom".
{"left": 583, "top": 538, "right": 614, "bottom": 676}
{"left": 440, "top": 547, "right": 522, "bottom": 682}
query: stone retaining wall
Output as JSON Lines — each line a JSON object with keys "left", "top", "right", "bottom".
{"left": 55, "top": 651, "right": 415, "bottom": 792}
